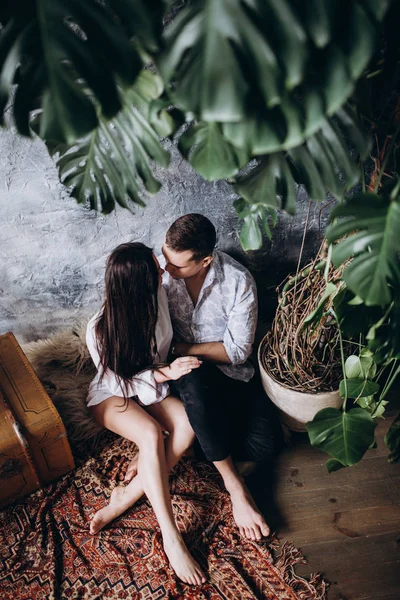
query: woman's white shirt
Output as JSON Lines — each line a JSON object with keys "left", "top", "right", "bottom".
{"left": 86, "top": 287, "right": 173, "bottom": 407}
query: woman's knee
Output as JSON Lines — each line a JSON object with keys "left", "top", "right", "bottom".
{"left": 136, "top": 419, "right": 164, "bottom": 451}
{"left": 170, "top": 410, "right": 195, "bottom": 446}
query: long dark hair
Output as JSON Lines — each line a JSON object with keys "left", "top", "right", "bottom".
{"left": 96, "top": 242, "right": 159, "bottom": 401}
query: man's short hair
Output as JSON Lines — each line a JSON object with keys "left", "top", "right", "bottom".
{"left": 166, "top": 214, "right": 216, "bottom": 261}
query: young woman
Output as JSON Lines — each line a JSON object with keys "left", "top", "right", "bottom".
{"left": 86, "top": 242, "right": 205, "bottom": 585}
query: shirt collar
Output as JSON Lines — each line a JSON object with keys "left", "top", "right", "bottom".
{"left": 202, "top": 250, "right": 220, "bottom": 290}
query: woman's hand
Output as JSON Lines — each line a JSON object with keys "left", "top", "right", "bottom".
{"left": 166, "top": 356, "right": 202, "bottom": 380}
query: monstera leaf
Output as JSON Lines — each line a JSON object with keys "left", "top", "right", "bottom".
{"left": 178, "top": 122, "right": 249, "bottom": 180}
{"left": 0, "top": 0, "right": 164, "bottom": 142}
{"left": 232, "top": 106, "right": 370, "bottom": 250}
{"left": 36, "top": 71, "right": 173, "bottom": 212}
{"left": 367, "top": 295, "right": 400, "bottom": 363}
{"left": 306, "top": 406, "right": 376, "bottom": 470}
{"left": 160, "top": 0, "right": 388, "bottom": 139}
{"left": 326, "top": 182, "right": 400, "bottom": 306}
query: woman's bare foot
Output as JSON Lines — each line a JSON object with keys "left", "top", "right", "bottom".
{"left": 163, "top": 533, "right": 206, "bottom": 586}
{"left": 229, "top": 485, "right": 270, "bottom": 541}
{"left": 90, "top": 485, "right": 135, "bottom": 534}
{"left": 123, "top": 455, "right": 138, "bottom": 482}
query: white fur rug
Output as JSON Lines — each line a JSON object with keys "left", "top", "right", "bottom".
{"left": 22, "top": 323, "right": 105, "bottom": 450}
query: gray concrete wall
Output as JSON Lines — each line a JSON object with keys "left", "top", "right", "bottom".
{"left": 0, "top": 127, "right": 326, "bottom": 342}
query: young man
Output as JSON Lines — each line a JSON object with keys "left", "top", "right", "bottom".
{"left": 159, "top": 213, "right": 282, "bottom": 541}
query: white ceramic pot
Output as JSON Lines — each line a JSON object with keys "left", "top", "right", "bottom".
{"left": 257, "top": 336, "right": 342, "bottom": 432}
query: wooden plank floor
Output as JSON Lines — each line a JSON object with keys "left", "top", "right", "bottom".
{"left": 250, "top": 405, "right": 400, "bottom": 600}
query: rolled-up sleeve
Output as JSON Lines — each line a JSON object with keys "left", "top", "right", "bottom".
{"left": 86, "top": 315, "right": 169, "bottom": 405}
{"left": 222, "top": 274, "right": 258, "bottom": 365}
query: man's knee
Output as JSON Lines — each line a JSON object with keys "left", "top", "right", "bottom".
{"left": 175, "top": 364, "right": 216, "bottom": 409}
{"left": 178, "top": 363, "right": 213, "bottom": 390}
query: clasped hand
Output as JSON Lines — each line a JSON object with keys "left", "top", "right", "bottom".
{"left": 167, "top": 356, "right": 202, "bottom": 380}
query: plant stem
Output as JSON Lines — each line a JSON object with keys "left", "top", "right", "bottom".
{"left": 379, "top": 359, "right": 400, "bottom": 402}
{"left": 324, "top": 244, "right": 332, "bottom": 283}
{"left": 330, "top": 307, "right": 347, "bottom": 410}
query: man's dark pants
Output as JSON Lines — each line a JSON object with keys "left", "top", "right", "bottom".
{"left": 171, "top": 363, "right": 283, "bottom": 464}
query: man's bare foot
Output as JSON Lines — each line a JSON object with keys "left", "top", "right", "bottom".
{"left": 90, "top": 485, "right": 135, "bottom": 535}
{"left": 123, "top": 455, "right": 138, "bottom": 482}
{"left": 163, "top": 533, "right": 206, "bottom": 586}
{"left": 230, "top": 485, "right": 270, "bottom": 541}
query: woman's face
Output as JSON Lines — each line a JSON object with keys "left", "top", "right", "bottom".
{"left": 153, "top": 254, "right": 165, "bottom": 288}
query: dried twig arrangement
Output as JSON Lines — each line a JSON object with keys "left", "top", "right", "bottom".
{"left": 259, "top": 249, "right": 348, "bottom": 393}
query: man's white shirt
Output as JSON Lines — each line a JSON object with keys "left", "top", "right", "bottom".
{"left": 159, "top": 250, "right": 257, "bottom": 382}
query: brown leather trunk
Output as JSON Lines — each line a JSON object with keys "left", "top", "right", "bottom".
{"left": 0, "top": 332, "right": 75, "bottom": 508}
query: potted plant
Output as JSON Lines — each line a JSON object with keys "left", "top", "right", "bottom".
{"left": 305, "top": 180, "right": 400, "bottom": 470}
{"left": 258, "top": 177, "right": 400, "bottom": 470}
{"left": 258, "top": 245, "right": 348, "bottom": 432}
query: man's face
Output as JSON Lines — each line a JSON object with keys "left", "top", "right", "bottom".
{"left": 162, "top": 244, "right": 211, "bottom": 279}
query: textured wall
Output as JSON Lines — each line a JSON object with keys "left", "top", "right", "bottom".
{"left": 0, "top": 127, "right": 326, "bottom": 342}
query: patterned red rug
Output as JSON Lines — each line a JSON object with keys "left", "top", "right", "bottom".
{"left": 0, "top": 438, "right": 327, "bottom": 599}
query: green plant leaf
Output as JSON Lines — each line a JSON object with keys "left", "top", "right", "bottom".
{"left": 339, "top": 378, "right": 380, "bottom": 399}
{"left": 306, "top": 407, "right": 376, "bottom": 467}
{"left": 178, "top": 122, "right": 249, "bottom": 180}
{"left": 36, "top": 71, "right": 171, "bottom": 212}
{"left": 366, "top": 296, "right": 400, "bottom": 363}
{"left": 239, "top": 214, "right": 263, "bottom": 252}
{"left": 231, "top": 105, "right": 369, "bottom": 250}
{"left": 233, "top": 198, "right": 276, "bottom": 250}
{"left": 160, "top": 0, "right": 284, "bottom": 122}
{"left": 356, "top": 395, "right": 375, "bottom": 409}
{"left": 326, "top": 458, "right": 346, "bottom": 473}
{"left": 371, "top": 400, "right": 388, "bottom": 419}
{"left": 345, "top": 355, "right": 362, "bottom": 379}
{"left": 303, "top": 282, "right": 339, "bottom": 328}
{"left": 160, "top": 0, "right": 386, "bottom": 137}
{"left": 110, "top": 0, "right": 164, "bottom": 53}
{"left": 0, "top": 0, "right": 162, "bottom": 141}
{"left": 333, "top": 288, "right": 382, "bottom": 338}
{"left": 327, "top": 187, "right": 400, "bottom": 306}
{"left": 359, "top": 350, "right": 377, "bottom": 378}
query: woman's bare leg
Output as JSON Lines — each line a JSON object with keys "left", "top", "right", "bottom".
{"left": 124, "top": 395, "right": 193, "bottom": 481}
{"left": 89, "top": 395, "right": 204, "bottom": 585}
{"left": 91, "top": 395, "right": 195, "bottom": 532}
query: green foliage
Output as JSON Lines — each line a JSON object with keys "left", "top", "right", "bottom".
{"left": 0, "top": 0, "right": 165, "bottom": 142}
{"left": 160, "top": 0, "right": 384, "bottom": 134}
{"left": 302, "top": 282, "right": 339, "bottom": 328}
{"left": 367, "top": 297, "right": 400, "bottom": 363}
{"left": 233, "top": 107, "right": 370, "bottom": 250}
{"left": 338, "top": 378, "right": 379, "bottom": 399}
{"left": 333, "top": 288, "right": 382, "bottom": 338}
{"left": 37, "top": 71, "right": 173, "bottom": 212}
{"left": 306, "top": 292, "right": 399, "bottom": 469}
{"left": 178, "top": 122, "right": 249, "bottom": 180}
{"left": 306, "top": 407, "right": 376, "bottom": 469}
{"left": 326, "top": 183, "right": 400, "bottom": 306}
{"left": 0, "top": 0, "right": 389, "bottom": 226}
